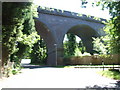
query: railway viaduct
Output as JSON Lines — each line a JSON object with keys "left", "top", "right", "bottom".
{"left": 34, "top": 6, "right": 106, "bottom": 66}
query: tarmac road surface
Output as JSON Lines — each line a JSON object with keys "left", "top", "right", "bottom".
{"left": 0, "top": 59, "right": 120, "bottom": 89}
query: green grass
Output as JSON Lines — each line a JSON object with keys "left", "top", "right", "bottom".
{"left": 55, "top": 65, "right": 119, "bottom": 68}
{"left": 12, "top": 69, "right": 18, "bottom": 75}
{"left": 98, "top": 69, "right": 120, "bottom": 80}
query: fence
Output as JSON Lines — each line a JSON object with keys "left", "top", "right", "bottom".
{"left": 58, "top": 54, "right": 120, "bottom": 65}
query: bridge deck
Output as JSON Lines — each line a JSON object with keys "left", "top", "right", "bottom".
{"left": 37, "top": 6, "right": 107, "bottom": 24}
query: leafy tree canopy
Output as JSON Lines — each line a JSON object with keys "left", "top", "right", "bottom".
{"left": 2, "top": 2, "right": 39, "bottom": 66}
{"left": 81, "top": 0, "right": 120, "bottom": 54}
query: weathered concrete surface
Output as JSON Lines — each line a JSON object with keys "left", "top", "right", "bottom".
{"left": 35, "top": 6, "right": 106, "bottom": 66}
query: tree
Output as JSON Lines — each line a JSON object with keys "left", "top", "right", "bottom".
{"left": 81, "top": 0, "right": 120, "bottom": 54}
{"left": 106, "top": 1, "right": 120, "bottom": 54}
{"left": 64, "top": 33, "right": 77, "bottom": 56}
{"left": 98, "top": 1, "right": 120, "bottom": 54}
{"left": 30, "top": 37, "right": 47, "bottom": 65}
{"left": 78, "top": 40, "right": 86, "bottom": 54}
{"left": 2, "top": 2, "right": 39, "bottom": 67}
{"left": 92, "top": 0, "right": 120, "bottom": 54}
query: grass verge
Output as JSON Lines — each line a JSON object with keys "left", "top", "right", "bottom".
{"left": 98, "top": 69, "right": 120, "bottom": 80}
{"left": 55, "top": 65, "right": 119, "bottom": 68}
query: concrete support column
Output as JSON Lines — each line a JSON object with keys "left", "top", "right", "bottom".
{"left": 82, "top": 38, "right": 94, "bottom": 55}
{"left": 47, "top": 46, "right": 64, "bottom": 66}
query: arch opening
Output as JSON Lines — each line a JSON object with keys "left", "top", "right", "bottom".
{"left": 63, "top": 34, "right": 86, "bottom": 57}
{"left": 63, "top": 24, "right": 100, "bottom": 56}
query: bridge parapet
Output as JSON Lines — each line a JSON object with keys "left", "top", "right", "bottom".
{"left": 37, "top": 6, "right": 107, "bottom": 23}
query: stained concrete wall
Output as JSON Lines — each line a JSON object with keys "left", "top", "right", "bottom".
{"left": 35, "top": 6, "right": 106, "bottom": 66}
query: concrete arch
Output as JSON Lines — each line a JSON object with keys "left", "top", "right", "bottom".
{"left": 62, "top": 24, "right": 100, "bottom": 54}
{"left": 34, "top": 19, "right": 58, "bottom": 65}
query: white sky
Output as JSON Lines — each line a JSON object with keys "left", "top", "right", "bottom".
{"left": 33, "top": 0, "right": 111, "bottom": 19}
{"left": 33, "top": 0, "right": 111, "bottom": 42}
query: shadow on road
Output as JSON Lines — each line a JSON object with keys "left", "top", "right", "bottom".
{"left": 21, "top": 63, "right": 56, "bottom": 69}
{"left": 115, "top": 81, "right": 120, "bottom": 88}
{"left": 21, "top": 59, "right": 56, "bottom": 69}
{"left": 85, "top": 80, "right": 120, "bottom": 89}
